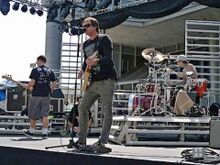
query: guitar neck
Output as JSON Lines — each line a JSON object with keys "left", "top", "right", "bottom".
{"left": 11, "top": 79, "right": 27, "bottom": 89}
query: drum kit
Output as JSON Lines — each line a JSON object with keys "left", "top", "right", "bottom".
{"left": 130, "top": 48, "right": 209, "bottom": 117}
{"left": 129, "top": 48, "right": 174, "bottom": 116}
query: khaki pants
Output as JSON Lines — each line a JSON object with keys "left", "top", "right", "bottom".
{"left": 78, "top": 79, "right": 115, "bottom": 144}
{"left": 174, "top": 89, "right": 194, "bottom": 115}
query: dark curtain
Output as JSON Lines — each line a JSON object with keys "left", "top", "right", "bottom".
{"left": 94, "top": 10, "right": 128, "bottom": 29}
{"left": 127, "top": 0, "right": 192, "bottom": 19}
{"left": 74, "top": 10, "right": 128, "bottom": 29}
{"left": 195, "top": 0, "right": 220, "bottom": 8}
{"left": 74, "top": 0, "right": 219, "bottom": 29}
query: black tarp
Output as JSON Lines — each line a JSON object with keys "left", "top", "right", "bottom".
{"left": 73, "top": 0, "right": 220, "bottom": 29}
{"left": 195, "top": 0, "right": 220, "bottom": 8}
{"left": 127, "top": 0, "right": 191, "bottom": 19}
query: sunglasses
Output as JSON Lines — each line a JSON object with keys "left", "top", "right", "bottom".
{"left": 83, "top": 24, "right": 92, "bottom": 28}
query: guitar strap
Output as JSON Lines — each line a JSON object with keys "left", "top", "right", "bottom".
{"left": 94, "top": 34, "right": 101, "bottom": 55}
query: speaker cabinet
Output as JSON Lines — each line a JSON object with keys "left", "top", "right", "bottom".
{"left": 7, "top": 86, "right": 31, "bottom": 112}
{"left": 210, "top": 116, "right": 220, "bottom": 149}
{"left": 50, "top": 98, "right": 64, "bottom": 113}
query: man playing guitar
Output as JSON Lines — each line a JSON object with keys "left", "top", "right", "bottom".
{"left": 76, "top": 17, "right": 117, "bottom": 153}
{"left": 3, "top": 55, "right": 57, "bottom": 139}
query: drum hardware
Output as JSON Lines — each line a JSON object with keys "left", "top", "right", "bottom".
{"left": 140, "top": 64, "right": 174, "bottom": 116}
{"left": 132, "top": 82, "right": 147, "bottom": 116}
{"left": 142, "top": 57, "right": 175, "bottom": 115}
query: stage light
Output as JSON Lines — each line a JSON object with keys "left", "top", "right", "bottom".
{"left": 29, "top": 7, "right": 36, "bottom": 15}
{"left": 21, "top": 4, "right": 28, "bottom": 12}
{"left": 47, "top": 5, "right": 58, "bottom": 22}
{"left": 0, "top": 0, "right": 10, "bottom": 15}
{"left": 59, "top": 4, "right": 70, "bottom": 19}
{"left": 36, "top": 9, "right": 43, "bottom": 16}
{"left": 12, "top": 2, "right": 20, "bottom": 11}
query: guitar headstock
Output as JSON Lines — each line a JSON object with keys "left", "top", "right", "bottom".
{"left": 2, "top": 74, "right": 13, "bottom": 81}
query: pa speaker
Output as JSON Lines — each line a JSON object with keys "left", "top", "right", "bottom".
{"left": 210, "top": 116, "right": 220, "bottom": 149}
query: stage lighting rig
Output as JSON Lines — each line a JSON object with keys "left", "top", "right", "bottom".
{"left": 29, "top": 6, "right": 36, "bottom": 14}
{"left": 36, "top": 9, "right": 43, "bottom": 16}
{"left": 0, "top": 0, "right": 10, "bottom": 15}
{"left": 47, "top": 4, "right": 59, "bottom": 22}
{"left": 12, "top": 2, "right": 20, "bottom": 11}
{"left": 60, "top": 2, "right": 71, "bottom": 19}
{"left": 21, "top": 4, "right": 28, "bottom": 12}
{"left": 0, "top": 0, "right": 49, "bottom": 16}
{"left": 96, "top": 0, "right": 112, "bottom": 10}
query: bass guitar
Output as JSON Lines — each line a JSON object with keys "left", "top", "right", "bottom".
{"left": 2, "top": 74, "right": 29, "bottom": 90}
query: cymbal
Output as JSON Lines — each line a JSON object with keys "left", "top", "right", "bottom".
{"left": 142, "top": 48, "right": 167, "bottom": 63}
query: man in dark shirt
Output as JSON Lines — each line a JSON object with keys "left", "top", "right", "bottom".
{"left": 23, "top": 55, "right": 57, "bottom": 139}
{"left": 77, "top": 17, "right": 117, "bottom": 152}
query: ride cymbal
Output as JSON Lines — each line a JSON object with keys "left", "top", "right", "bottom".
{"left": 142, "top": 48, "right": 167, "bottom": 63}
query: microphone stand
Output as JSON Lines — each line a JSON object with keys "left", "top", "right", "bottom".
{"left": 45, "top": 27, "right": 82, "bottom": 150}
{"left": 67, "top": 29, "right": 81, "bottom": 148}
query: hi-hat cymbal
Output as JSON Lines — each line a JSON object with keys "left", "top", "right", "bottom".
{"left": 142, "top": 48, "right": 168, "bottom": 63}
{"left": 161, "top": 67, "right": 174, "bottom": 73}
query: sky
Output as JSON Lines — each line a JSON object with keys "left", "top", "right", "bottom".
{"left": 0, "top": 9, "right": 47, "bottom": 82}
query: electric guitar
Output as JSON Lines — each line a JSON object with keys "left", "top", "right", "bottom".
{"left": 2, "top": 74, "right": 29, "bottom": 90}
{"left": 82, "top": 51, "right": 98, "bottom": 92}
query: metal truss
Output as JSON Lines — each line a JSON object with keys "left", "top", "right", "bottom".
{"left": 9, "top": 0, "right": 157, "bottom": 17}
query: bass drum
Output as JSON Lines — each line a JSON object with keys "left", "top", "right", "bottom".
{"left": 128, "top": 94, "right": 154, "bottom": 114}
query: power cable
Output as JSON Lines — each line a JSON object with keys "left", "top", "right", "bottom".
{"left": 181, "top": 147, "right": 220, "bottom": 164}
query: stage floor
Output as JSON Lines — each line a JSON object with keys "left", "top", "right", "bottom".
{"left": 0, "top": 135, "right": 214, "bottom": 165}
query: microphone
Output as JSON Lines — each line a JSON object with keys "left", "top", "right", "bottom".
{"left": 70, "top": 26, "right": 86, "bottom": 35}
{"left": 72, "top": 26, "right": 86, "bottom": 30}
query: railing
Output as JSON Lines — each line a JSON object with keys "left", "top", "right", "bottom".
{"left": 185, "top": 20, "right": 220, "bottom": 103}
{"left": 110, "top": 116, "right": 211, "bottom": 146}
{"left": 0, "top": 115, "right": 65, "bottom": 135}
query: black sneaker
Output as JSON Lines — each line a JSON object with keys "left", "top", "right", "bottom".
{"left": 91, "top": 141, "right": 112, "bottom": 153}
{"left": 23, "top": 130, "right": 34, "bottom": 138}
{"left": 73, "top": 140, "right": 86, "bottom": 150}
{"left": 42, "top": 134, "right": 48, "bottom": 139}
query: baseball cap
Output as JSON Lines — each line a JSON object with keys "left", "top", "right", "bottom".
{"left": 175, "top": 54, "right": 188, "bottom": 62}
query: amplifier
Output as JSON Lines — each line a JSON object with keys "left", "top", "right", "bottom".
{"left": 50, "top": 98, "right": 64, "bottom": 113}
{"left": 210, "top": 116, "right": 220, "bottom": 149}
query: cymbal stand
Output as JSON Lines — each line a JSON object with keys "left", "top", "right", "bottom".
{"left": 132, "top": 79, "right": 148, "bottom": 116}
{"left": 140, "top": 62, "right": 162, "bottom": 116}
{"left": 159, "top": 64, "right": 174, "bottom": 116}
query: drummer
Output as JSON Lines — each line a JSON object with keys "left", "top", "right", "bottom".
{"left": 175, "top": 54, "right": 198, "bottom": 81}
{"left": 173, "top": 54, "right": 198, "bottom": 116}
